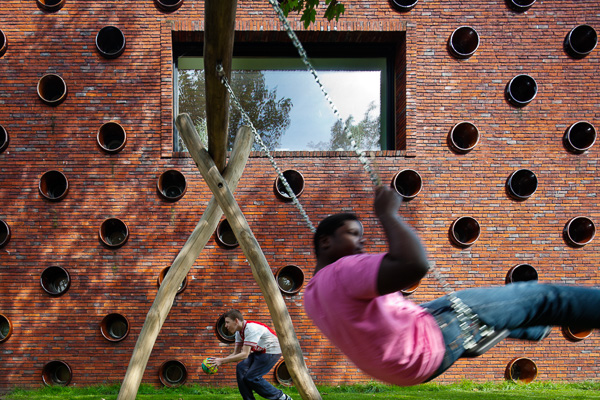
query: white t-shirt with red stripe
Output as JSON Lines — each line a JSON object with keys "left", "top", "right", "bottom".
{"left": 235, "top": 321, "right": 282, "bottom": 354}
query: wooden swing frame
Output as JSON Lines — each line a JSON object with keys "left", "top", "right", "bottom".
{"left": 117, "top": 1, "right": 321, "bottom": 399}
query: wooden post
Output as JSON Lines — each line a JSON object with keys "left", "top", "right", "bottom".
{"left": 204, "top": 0, "right": 238, "bottom": 172}
{"left": 177, "top": 114, "right": 322, "bottom": 400}
{"left": 116, "top": 127, "right": 254, "bottom": 400}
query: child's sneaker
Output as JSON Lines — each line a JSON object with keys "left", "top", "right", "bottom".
{"left": 279, "top": 394, "right": 293, "bottom": 400}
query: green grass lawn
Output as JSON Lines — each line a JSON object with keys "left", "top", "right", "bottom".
{"left": 4, "top": 381, "right": 600, "bottom": 400}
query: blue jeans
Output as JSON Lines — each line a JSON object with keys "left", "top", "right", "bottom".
{"left": 236, "top": 352, "right": 283, "bottom": 400}
{"left": 421, "top": 282, "right": 600, "bottom": 380}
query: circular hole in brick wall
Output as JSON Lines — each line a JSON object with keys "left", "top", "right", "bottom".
{"left": 216, "top": 219, "right": 238, "bottom": 248}
{"left": 506, "top": 169, "right": 537, "bottom": 200}
{"left": 564, "top": 121, "right": 596, "bottom": 153}
{"left": 400, "top": 280, "right": 421, "bottom": 295}
{"left": 563, "top": 216, "right": 595, "bottom": 247}
{"left": 159, "top": 360, "right": 187, "bottom": 387}
{"left": 157, "top": 266, "right": 187, "bottom": 295}
{"left": 157, "top": 169, "right": 187, "bottom": 201}
{"left": 154, "top": 0, "right": 184, "bottom": 12}
{"left": 448, "top": 26, "right": 479, "bottom": 59}
{"left": 274, "top": 359, "right": 293, "bottom": 386}
{"left": 39, "top": 170, "right": 69, "bottom": 201}
{"left": 42, "top": 360, "right": 72, "bottom": 386}
{"left": 391, "top": 169, "right": 422, "bottom": 200}
{"left": 215, "top": 313, "right": 235, "bottom": 343}
{"left": 565, "top": 25, "right": 597, "bottom": 59}
{"left": 562, "top": 326, "right": 593, "bottom": 342}
{"left": 95, "top": 26, "right": 126, "bottom": 59}
{"left": 505, "top": 357, "right": 537, "bottom": 383}
{"left": 506, "top": 0, "right": 536, "bottom": 11}
{"left": 0, "top": 125, "right": 9, "bottom": 153}
{"left": 37, "top": 74, "right": 67, "bottom": 106}
{"left": 389, "top": 0, "right": 418, "bottom": 11}
{"left": 449, "top": 216, "right": 480, "bottom": 247}
{"left": 36, "top": 0, "right": 65, "bottom": 12}
{"left": 274, "top": 170, "right": 305, "bottom": 200}
{"left": 276, "top": 265, "right": 305, "bottom": 295}
{"left": 41, "top": 266, "right": 71, "bottom": 296}
{"left": 0, "top": 29, "right": 7, "bottom": 58}
{"left": 448, "top": 122, "right": 479, "bottom": 153}
{"left": 505, "top": 74, "right": 537, "bottom": 107}
{"left": 0, "top": 219, "right": 10, "bottom": 249}
{"left": 0, "top": 314, "right": 13, "bottom": 343}
{"left": 505, "top": 264, "right": 538, "bottom": 284}
{"left": 97, "top": 122, "right": 127, "bottom": 153}
{"left": 99, "top": 218, "right": 129, "bottom": 248}
{"left": 100, "top": 313, "right": 129, "bottom": 342}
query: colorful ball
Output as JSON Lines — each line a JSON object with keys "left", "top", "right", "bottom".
{"left": 201, "top": 357, "right": 218, "bottom": 375}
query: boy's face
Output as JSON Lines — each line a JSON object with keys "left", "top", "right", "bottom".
{"left": 224, "top": 317, "right": 242, "bottom": 333}
{"left": 323, "top": 220, "right": 365, "bottom": 261}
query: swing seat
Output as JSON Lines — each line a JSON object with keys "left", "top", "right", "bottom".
{"left": 462, "top": 329, "right": 511, "bottom": 358}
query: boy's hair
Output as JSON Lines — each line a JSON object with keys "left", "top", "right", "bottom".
{"left": 223, "top": 309, "right": 243, "bottom": 322}
{"left": 313, "top": 213, "right": 359, "bottom": 257}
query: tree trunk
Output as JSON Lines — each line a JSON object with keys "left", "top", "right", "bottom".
{"left": 204, "top": 0, "right": 238, "bottom": 172}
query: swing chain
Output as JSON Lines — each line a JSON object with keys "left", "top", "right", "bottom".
{"left": 216, "top": 0, "right": 494, "bottom": 353}
{"left": 431, "top": 267, "right": 495, "bottom": 349}
{"left": 217, "top": 64, "right": 317, "bottom": 234}
{"left": 265, "top": 0, "right": 494, "bottom": 352}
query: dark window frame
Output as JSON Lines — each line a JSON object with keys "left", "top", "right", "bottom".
{"left": 170, "top": 29, "right": 406, "bottom": 156}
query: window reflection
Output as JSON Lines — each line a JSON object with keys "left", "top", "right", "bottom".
{"left": 176, "top": 57, "right": 385, "bottom": 152}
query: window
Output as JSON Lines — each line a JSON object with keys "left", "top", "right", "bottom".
{"left": 173, "top": 41, "right": 398, "bottom": 153}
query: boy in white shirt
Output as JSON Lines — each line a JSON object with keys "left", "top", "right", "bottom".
{"left": 210, "top": 309, "right": 292, "bottom": 400}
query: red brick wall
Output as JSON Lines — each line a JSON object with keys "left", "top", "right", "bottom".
{"left": 0, "top": 0, "right": 599, "bottom": 390}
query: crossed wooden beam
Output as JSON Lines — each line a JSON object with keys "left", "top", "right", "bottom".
{"left": 117, "top": 1, "right": 321, "bottom": 399}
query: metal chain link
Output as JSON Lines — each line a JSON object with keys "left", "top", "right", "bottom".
{"left": 430, "top": 268, "right": 495, "bottom": 349}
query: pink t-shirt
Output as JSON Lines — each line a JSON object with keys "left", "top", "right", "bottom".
{"left": 304, "top": 253, "right": 445, "bottom": 386}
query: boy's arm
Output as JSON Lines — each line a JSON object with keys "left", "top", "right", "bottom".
{"left": 374, "top": 186, "right": 430, "bottom": 295}
{"left": 212, "top": 343, "right": 251, "bottom": 366}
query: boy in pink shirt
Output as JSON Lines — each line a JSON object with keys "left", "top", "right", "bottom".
{"left": 304, "top": 252, "right": 444, "bottom": 386}
{"left": 305, "top": 186, "right": 600, "bottom": 385}
{"left": 304, "top": 186, "right": 444, "bottom": 385}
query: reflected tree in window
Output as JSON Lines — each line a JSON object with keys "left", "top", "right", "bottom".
{"left": 308, "top": 101, "right": 380, "bottom": 151}
{"left": 178, "top": 70, "right": 293, "bottom": 151}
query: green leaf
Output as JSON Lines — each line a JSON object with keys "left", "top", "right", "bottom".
{"left": 324, "top": 0, "right": 345, "bottom": 21}
{"left": 278, "top": 0, "right": 346, "bottom": 28}
{"left": 301, "top": 7, "right": 317, "bottom": 28}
